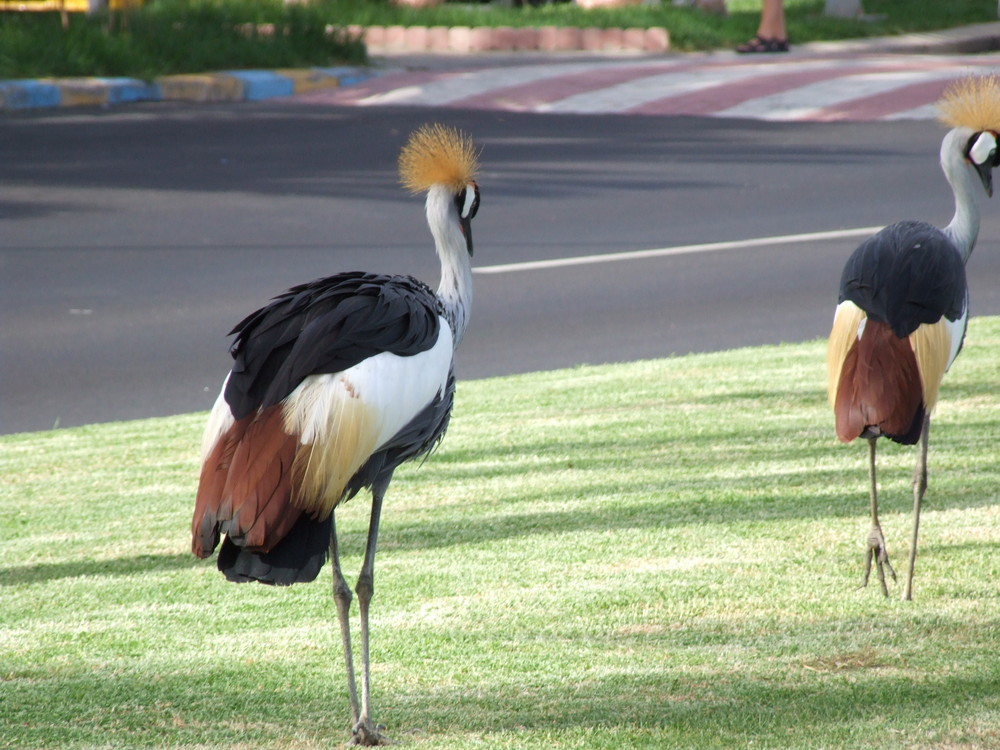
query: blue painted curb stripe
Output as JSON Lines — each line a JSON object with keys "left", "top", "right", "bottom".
{"left": 222, "top": 71, "right": 294, "bottom": 101}
{"left": 0, "top": 66, "right": 371, "bottom": 111}
{"left": 313, "top": 66, "right": 375, "bottom": 87}
{"left": 0, "top": 80, "right": 61, "bottom": 110}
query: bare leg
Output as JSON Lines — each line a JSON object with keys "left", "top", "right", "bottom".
{"left": 351, "top": 476, "right": 391, "bottom": 746}
{"left": 737, "top": 0, "right": 789, "bottom": 52}
{"left": 903, "top": 416, "right": 930, "bottom": 601}
{"left": 331, "top": 513, "right": 361, "bottom": 727}
{"left": 861, "top": 437, "right": 897, "bottom": 596}
{"left": 757, "top": 0, "right": 787, "bottom": 39}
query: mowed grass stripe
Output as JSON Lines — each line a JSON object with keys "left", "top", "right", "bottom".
{"left": 2, "top": 318, "right": 999, "bottom": 749}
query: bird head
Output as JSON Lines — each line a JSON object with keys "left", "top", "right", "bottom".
{"left": 965, "top": 130, "right": 999, "bottom": 197}
{"left": 937, "top": 75, "right": 1000, "bottom": 197}
{"left": 399, "top": 124, "right": 481, "bottom": 256}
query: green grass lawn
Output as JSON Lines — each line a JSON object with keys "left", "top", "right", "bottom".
{"left": 2, "top": 319, "right": 999, "bottom": 749}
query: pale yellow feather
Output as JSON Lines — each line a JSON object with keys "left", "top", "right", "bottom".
{"left": 827, "top": 301, "right": 866, "bottom": 408}
{"left": 909, "top": 320, "right": 952, "bottom": 415}
{"left": 398, "top": 123, "right": 479, "bottom": 194}
{"left": 282, "top": 376, "right": 381, "bottom": 518}
{"left": 937, "top": 75, "right": 1000, "bottom": 132}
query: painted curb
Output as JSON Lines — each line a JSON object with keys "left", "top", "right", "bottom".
{"left": 0, "top": 80, "right": 62, "bottom": 110}
{"left": 0, "top": 67, "right": 375, "bottom": 112}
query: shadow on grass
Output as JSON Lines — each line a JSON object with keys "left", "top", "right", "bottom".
{"left": 0, "top": 552, "right": 200, "bottom": 586}
{"left": 373, "top": 433, "right": 998, "bottom": 556}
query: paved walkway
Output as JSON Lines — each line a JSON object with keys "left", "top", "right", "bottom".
{"left": 289, "top": 51, "right": 1000, "bottom": 121}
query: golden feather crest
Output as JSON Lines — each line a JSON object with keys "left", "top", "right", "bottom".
{"left": 937, "top": 75, "right": 1000, "bottom": 131}
{"left": 398, "top": 123, "right": 479, "bottom": 194}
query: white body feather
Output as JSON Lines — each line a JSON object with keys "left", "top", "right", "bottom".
{"left": 201, "top": 372, "right": 235, "bottom": 463}
{"left": 283, "top": 319, "right": 453, "bottom": 449}
{"left": 943, "top": 303, "right": 968, "bottom": 370}
{"left": 200, "top": 318, "right": 453, "bottom": 468}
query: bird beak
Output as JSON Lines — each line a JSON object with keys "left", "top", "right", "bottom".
{"left": 975, "top": 159, "right": 994, "bottom": 198}
{"left": 968, "top": 131, "right": 998, "bottom": 198}
{"left": 460, "top": 214, "right": 474, "bottom": 256}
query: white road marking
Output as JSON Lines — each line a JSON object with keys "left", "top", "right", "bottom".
{"left": 543, "top": 58, "right": 842, "bottom": 114}
{"left": 473, "top": 226, "right": 884, "bottom": 275}
{"left": 359, "top": 60, "right": 639, "bottom": 107}
{"left": 716, "top": 69, "right": 963, "bottom": 121}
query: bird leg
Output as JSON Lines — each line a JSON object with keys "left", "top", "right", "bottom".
{"left": 861, "top": 438, "right": 897, "bottom": 596}
{"left": 903, "top": 416, "right": 930, "bottom": 602}
{"left": 330, "top": 513, "right": 362, "bottom": 728}
{"left": 350, "top": 476, "right": 390, "bottom": 747}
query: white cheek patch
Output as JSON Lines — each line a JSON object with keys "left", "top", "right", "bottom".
{"left": 970, "top": 131, "right": 997, "bottom": 166}
{"left": 461, "top": 184, "right": 476, "bottom": 219}
{"left": 944, "top": 301, "right": 968, "bottom": 371}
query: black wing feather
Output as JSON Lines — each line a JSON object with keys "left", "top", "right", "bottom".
{"left": 839, "top": 221, "right": 967, "bottom": 339}
{"left": 224, "top": 271, "right": 443, "bottom": 420}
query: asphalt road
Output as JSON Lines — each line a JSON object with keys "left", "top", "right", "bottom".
{"left": 4, "top": 103, "right": 1000, "bottom": 434}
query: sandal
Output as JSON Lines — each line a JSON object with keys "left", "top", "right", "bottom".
{"left": 736, "top": 36, "right": 789, "bottom": 54}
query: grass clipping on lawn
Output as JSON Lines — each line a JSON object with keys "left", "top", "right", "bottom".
{"left": 2, "top": 320, "right": 999, "bottom": 750}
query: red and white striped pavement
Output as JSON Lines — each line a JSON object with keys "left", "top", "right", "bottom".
{"left": 288, "top": 52, "right": 1000, "bottom": 121}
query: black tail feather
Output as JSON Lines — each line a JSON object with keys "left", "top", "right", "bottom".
{"left": 885, "top": 403, "right": 926, "bottom": 445}
{"left": 217, "top": 515, "right": 331, "bottom": 585}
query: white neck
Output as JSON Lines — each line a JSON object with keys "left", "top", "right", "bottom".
{"left": 941, "top": 127, "right": 983, "bottom": 264}
{"left": 425, "top": 186, "right": 473, "bottom": 347}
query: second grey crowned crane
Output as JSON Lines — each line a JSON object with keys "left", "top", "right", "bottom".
{"left": 191, "top": 123, "right": 482, "bottom": 745}
{"left": 827, "top": 76, "right": 1000, "bottom": 600}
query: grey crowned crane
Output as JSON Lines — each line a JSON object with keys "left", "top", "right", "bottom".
{"left": 827, "top": 76, "right": 1000, "bottom": 601}
{"left": 191, "top": 123, "right": 481, "bottom": 745}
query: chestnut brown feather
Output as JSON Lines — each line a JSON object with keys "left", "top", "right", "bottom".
{"left": 193, "top": 416, "right": 250, "bottom": 558}
{"left": 193, "top": 407, "right": 303, "bottom": 556}
{"left": 221, "top": 406, "right": 301, "bottom": 551}
{"left": 834, "top": 320, "right": 924, "bottom": 444}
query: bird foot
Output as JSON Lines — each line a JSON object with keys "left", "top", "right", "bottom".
{"left": 348, "top": 720, "right": 389, "bottom": 746}
{"left": 860, "top": 525, "right": 897, "bottom": 597}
